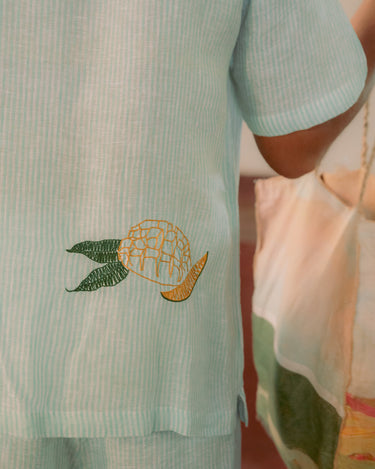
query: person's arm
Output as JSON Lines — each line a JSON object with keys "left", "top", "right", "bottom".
{"left": 253, "top": 0, "right": 375, "bottom": 179}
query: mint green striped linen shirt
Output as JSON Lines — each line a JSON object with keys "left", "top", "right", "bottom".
{"left": 0, "top": 0, "right": 367, "bottom": 438}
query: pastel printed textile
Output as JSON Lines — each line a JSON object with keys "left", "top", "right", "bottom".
{"left": 252, "top": 165, "right": 375, "bottom": 468}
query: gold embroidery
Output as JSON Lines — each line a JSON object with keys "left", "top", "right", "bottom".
{"left": 66, "top": 219, "right": 208, "bottom": 302}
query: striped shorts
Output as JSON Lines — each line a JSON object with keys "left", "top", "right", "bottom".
{"left": 0, "top": 413, "right": 241, "bottom": 468}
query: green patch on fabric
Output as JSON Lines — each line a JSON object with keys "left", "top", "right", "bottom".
{"left": 252, "top": 314, "right": 342, "bottom": 469}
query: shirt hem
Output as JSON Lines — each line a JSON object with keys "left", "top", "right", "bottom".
{"left": 0, "top": 401, "right": 247, "bottom": 438}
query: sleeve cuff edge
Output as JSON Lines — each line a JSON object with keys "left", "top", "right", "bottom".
{"left": 244, "top": 65, "right": 368, "bottom": 137}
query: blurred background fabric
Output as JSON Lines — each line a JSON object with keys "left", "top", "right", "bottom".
{"left": 238, "top": 1, "right": 374, "bottom": 467}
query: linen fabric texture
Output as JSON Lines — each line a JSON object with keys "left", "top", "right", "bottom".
{"left": 0, "top": 0, "right": 367, "bottom": 439}
{"left": 0, "top": 414, "right": 242, "bottom": 469}
{"left": 252, "top": 158, "right": 375, "bottom": 468}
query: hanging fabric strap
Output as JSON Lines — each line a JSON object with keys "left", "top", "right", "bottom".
{"left": 361, "top": 100, "right": 369, "bottom": 169}
{"left": 358, "top": 100, "right": 375, "bottom": 211}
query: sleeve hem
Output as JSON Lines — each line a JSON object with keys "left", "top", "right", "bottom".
{"left": 244, "top": 61, "right": 368, "bottom": 137}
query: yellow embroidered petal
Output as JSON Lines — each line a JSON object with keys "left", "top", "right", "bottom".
{"left": 161, "top": 252, "right": 208, "bottom": 302}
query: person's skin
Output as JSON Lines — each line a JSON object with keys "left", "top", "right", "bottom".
{"left": 254, "top": 0, "right": 375, "bottom": 179}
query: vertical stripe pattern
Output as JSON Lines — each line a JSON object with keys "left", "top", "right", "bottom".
{"left": 230, "top": 0, "right": 367, "bottom": 136}
{"left": 0, "top": 0, "right": 367, "bottom": 439}
{"left": 0, "top": 415, "right": 241, "bottom": 469}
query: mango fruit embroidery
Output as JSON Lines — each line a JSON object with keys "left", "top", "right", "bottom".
{"left": 66, "top": 219, "right": 208, "bottom": 302}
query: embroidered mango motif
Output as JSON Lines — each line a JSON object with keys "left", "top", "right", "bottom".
{"left": 66, "top": 219, "right": 208, "bottom": 302}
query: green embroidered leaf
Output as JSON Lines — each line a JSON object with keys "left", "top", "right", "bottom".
{"left": 66, "top": 239, "right": 121, "bottom": 263}
{"left": 66, "top": 261, "right": 129, "bottom": 292}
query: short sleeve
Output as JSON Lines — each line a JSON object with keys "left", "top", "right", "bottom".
{"left": 229, "top": 0, "right": 368, "bottom": 136}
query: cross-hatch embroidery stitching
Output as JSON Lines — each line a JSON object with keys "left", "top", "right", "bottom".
{"left": 65, "top": 219, "right": 208, "bottom": 302}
